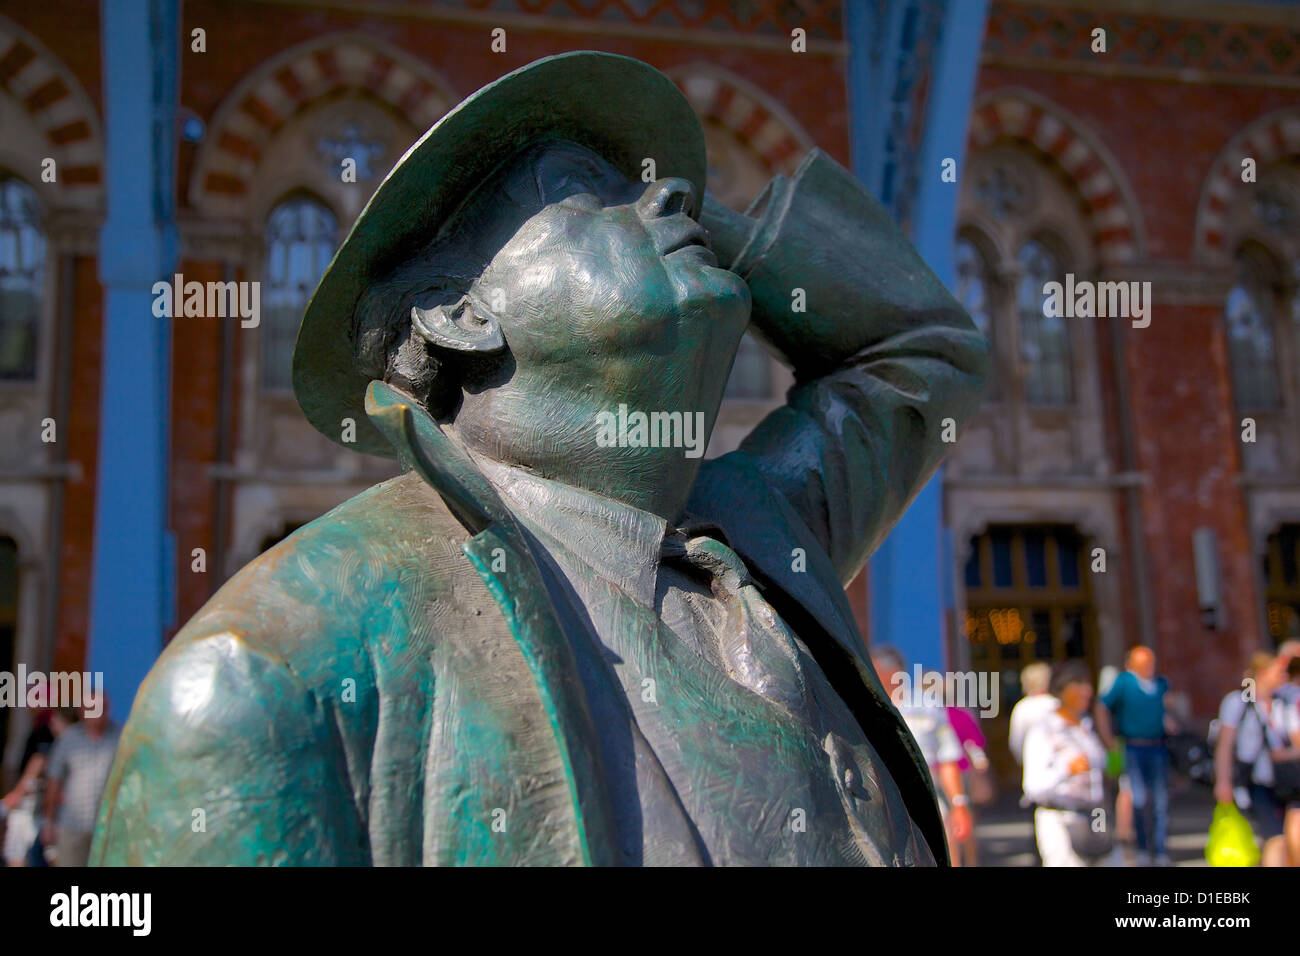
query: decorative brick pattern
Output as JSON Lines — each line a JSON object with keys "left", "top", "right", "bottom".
{"left": 390, "top": 0, "right": 842, "bottom": 39}
{"left": 1196, "top": 106, "right": 1300, "bottom": 259}
{"left": 986, "top": 1, "right": 1300, "bottom": 79}
{"left": 192, "top": 35, "right": 457, "bottom": 216}
{"left": 969, "top": 91, "right": 1141, "bottom": 265}
{"left": 0, "top": 22, "right": 103, "bottom": 201}
{"left": 670, "top": 65, "right": 814, "bottom": 177}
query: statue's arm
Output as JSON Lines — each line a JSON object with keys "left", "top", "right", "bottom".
{"left": 91, "top": 630, "right": 369, "bottom": 865}
{"left": 700, "top": 149, "right": 990, "bottom": 583}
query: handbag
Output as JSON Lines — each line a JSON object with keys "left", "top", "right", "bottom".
{"left": 1064, "top": 805, "right": 1114, "bottom": 860}
{"left": 1054, "top": 765, "right": 1113, "bottom": 860}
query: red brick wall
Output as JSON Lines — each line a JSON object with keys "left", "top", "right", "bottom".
{"left": 169, "top": 260, "right": 225, "bottom": 639}
{"left": 176, "top": 0, "right": 851, "bottom": 204}
{"left": 1090, "top": 315, "right": 1144, "bottom": 658}
{"left": 53, "top": 255, "right": 101, "bottom": 674}
{"left": 1125, "top": 303, "right": 1258, "bottom": 715}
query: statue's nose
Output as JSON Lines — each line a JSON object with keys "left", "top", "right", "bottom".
{"left": 636, "top": 177, "right": 698, "bottom": 220}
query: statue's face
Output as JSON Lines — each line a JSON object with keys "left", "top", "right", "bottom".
{"left": 468, "top": 140, "right": 751, "bottom": 397}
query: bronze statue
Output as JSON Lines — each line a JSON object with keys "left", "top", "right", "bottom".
{"left": 92, "top": 51, "right": 988, "bottom": 866}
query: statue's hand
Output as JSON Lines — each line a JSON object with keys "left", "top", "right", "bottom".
{"left": 698, "top": 192, "right": 759, "bottom": 272}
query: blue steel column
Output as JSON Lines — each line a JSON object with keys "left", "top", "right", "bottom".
{"left": 89, "top": 0, "right": 179, "bottom": 712}
{"left": 847, "top": 0, "right": 988, "bottom": 671}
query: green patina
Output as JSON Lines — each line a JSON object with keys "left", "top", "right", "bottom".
{"left": 91, "top": 52, "right": 988, "bottom": 867}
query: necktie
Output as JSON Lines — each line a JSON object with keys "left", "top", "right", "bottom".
{"left": 662, "top": 527, "right": 808, "bottom": 716}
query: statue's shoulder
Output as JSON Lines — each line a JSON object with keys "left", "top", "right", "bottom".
{"left": 93, "top": 474, "right": 493, "bottom": 863}
{"left": 137, "top": 471, "right": 478, "bottom": 720}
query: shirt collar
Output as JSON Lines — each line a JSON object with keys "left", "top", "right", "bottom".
{"left": 365, "top": 378, "right": 672, "bottom": 602}
{"left": 472, "top": 454, "right": 668, "bottom": 605}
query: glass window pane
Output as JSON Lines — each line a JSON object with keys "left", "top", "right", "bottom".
{"left": 964, "top": 540, "right": 981, "bottom": 589}
{"left": 262, "top": 196, "right": 338, "bottom": 390}
{"left": 1000, "top": 631, "right": 1023, "bottom": 663}
{"left": 1031, "top": 608, "right": 1053, "bottom": 660}
{"left": 955, "top": 237, "right": 991, "bottom": 336}
{"left": 1025, "top": 530, "right": 1047, "bottom": 587}
{"left": 1017, "top": 239, "right": 1073, "bottom": 405}
{"left": 1057, "top": 533, "right": 1081, "bottom": 588}
{"left": 0, "top": 176, "right": 44, "bottom": 381}
{"left": 956, "top": 236, "right": 996, "bottom": 399}
{"left": 1225, "top": 254, "right": 1281, "bottom": 410}
{"left": 1063, "top": 610, "right": 1087, "bottom": 659}
{"left": 992, "top": 529, "right": 1013, "bottom": 588}
{"left": 1292, "top": 258, "right": 1299, "bottom": 325}
{"left": 1282, "top": 525, "right": 1299, "bottom": 588}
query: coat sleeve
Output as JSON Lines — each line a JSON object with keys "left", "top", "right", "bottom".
{"left": 701, "top": 149, "right": 990, "bottom": 584}
{"left": 90, "top": 629, "right": 370, "bottom": 866}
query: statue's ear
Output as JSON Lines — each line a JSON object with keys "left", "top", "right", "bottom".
{"left": 410, "top": 292, "right": 505, "bottom": 354}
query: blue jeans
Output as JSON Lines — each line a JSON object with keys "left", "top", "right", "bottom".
{"left": 1126, "top": 743, "right": 1169, "bottom": 856}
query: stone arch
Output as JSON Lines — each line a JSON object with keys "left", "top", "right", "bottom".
{"left": 667, "top": 63, "right": 815, "bottom": 201}
{"left": 0, "top": 16, "right": 104, "bottom": 209}
{"left": 191, "top": 33, "right": 457, "bottom": 218}
{"left": 967, "top": 89, "right": 1144, "bottom": 267}
{"left": 1196, "top": 107, "right": 1300, "bottom": 261}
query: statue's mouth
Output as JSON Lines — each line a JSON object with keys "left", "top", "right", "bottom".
{"left": 655, "top": 218, "right": 713, "bottom": 258}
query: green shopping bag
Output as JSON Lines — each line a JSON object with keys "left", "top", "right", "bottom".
{"left": 1205, "top": 802, "right": 1260, "bottom": 867}
{"left": 1104, "top": 745, "right": 1125, "bottom": 778}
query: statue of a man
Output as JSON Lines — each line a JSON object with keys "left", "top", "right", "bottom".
{"left": 92, "top": 52, "right": 988, "bottom": 866}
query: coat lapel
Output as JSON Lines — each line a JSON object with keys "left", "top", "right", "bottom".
{"left": 689, "top": 453, "right": 951, "bottom": 864}
{"left": 365, "top": 380, "right": 619, "bottom": 865}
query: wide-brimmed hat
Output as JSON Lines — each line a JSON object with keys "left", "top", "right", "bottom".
{"left": 292, "top": 51, "right": 708, "bottom": 457}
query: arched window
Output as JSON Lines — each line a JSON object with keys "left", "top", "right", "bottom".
{"left": 955, "top": 234, "right": 995, "bottom": 398}
{"left": 1225, "top": 248, "right": 1282, "bottom": 410}
{"left": 1016, "top": 238, "right": 1073, "bottom": 406}
{"left": 0, "top": 176, "right": 45, "bottom": 381}
{"left": 262, "top": 195, "right": 338, "bottom": 390}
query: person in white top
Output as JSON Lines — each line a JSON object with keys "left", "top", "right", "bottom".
{"left": 1214, "top": 652, "right": 1285, "bottom": 841}
{"left": 1215, "top": 646, "right": 1300, "bottom": 866}
{"left": 1022, "top": 661, "right": 1109, "bottom": 867}
{"left": 1008, "top": 662, "right": 1057, "bottom": 766}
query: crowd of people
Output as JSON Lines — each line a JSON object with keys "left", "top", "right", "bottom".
{"left": 0, "top": 690, "right": 120, "bottom": 867}
{"left": 874, "top": 642, "right": 1300, "bottom": 867}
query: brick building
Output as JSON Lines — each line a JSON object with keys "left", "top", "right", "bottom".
{"left": 0, "top": 0, "right": 1297, "bottom": 778}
